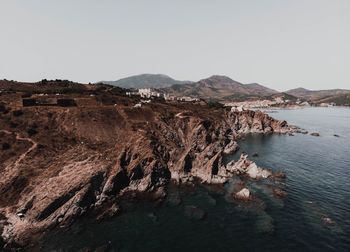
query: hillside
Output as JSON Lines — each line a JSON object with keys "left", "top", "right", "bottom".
{"left": 245, "top": 83, "right": 278, "bottom": 96}
{"left": 267, "top": 92, "right": 299, "bottom": 102}
{"left": 163, "top": 75, "right": 278, "bottom": 102}
{"left": 285, "top": 88, "right": 312, "bottom": 98}
{"left": 312, "top": 94, "right": 350, "bottom": 106}
{"left": 286, "top": 88, "right": 350, "bottom": 101}
{"left": 101, "top": 74, "right": 192, "bottom": 89}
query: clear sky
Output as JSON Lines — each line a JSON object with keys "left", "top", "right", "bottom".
{"left": 1, "top": 0, "right": 349, "bottom": 91}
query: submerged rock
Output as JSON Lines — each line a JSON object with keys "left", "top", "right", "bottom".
{"left": 207, "top": 195, "right": 217, "bottom": 206}
{"left": 321, "top": 217, "right": 334, "bottom": 225}
{"left": 255, "top": 213, "right": 274, "bottom": 233}
{"left": 147, "top": 212, "right": 158, "bottom": 223}
{"left": 273, "top": 171, "right": 286, "bottom": 179}
{"left": 184, "top": 205, "right": 206, "bottom": 220}
{"left": 272, "top": 188, "right": 287, "bottom": 198}
{"left": 167, "top": 192, "right": 182, "bottom": 206}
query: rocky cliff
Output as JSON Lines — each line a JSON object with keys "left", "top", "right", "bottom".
{"left": 0, "top": 85, "right": 295, "bottom": 249}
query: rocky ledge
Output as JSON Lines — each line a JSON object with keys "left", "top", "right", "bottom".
{"left": 0, "top": 93, "right": 296, "bottom": 249}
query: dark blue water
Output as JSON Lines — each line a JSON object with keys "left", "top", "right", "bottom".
{"left": 42, "top": 107, "right": 350, "bottom": 252}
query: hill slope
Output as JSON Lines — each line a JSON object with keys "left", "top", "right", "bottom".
{"left": 101, "top": 74, "right": 192, "bottom": 89}
{"left": 163, "top": 75, "right": 278, "bottom": 101}
{"left": 286, "top": 88, "right": 350, "bottom": 100}
{"left": 245, "top": 83, "right": 278, "bottom": 96}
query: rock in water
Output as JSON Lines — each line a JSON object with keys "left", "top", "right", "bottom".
{"left": 225, "top": 154, "right": 271, "bottom": 179}
{"left": 310, "top": 132, "right": 320, "bottom": 136}
{"left": 272, "top": 188, "right": 287, "bottom": 198}
{"left": 184, "top": 205, "right": 206, "bottom": 220}
{"left": 322, "top": 217, "right": 334, "bottom": 225}
{"left": 167, "top": 193, "right": 182, "bottom": 206}
{"left": 235, "top": 188, "right": 251, "bottom": 200}
{"left": 246, "top": 163, "right": 271, "bottom": 179}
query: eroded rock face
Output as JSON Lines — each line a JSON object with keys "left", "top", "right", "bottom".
{"left": 0, "top": 99, "right": 295, "bottom": 248}
{"left": 223, "top": 140, "right": 239, "bottom": 155}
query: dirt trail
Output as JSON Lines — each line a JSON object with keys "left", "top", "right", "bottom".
{"left": 175, "top": 112, "right": 188, "bottom": 119}
{"left": 0, "top": 129, "right": 38, "bottom": 170}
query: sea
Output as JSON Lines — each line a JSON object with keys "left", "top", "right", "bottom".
{"left": 41, "top": 107, "right": 350, "bottom": 252}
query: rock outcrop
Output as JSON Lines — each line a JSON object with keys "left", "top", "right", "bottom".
{"left": 0, "top": 85, "right": 296, "bottom": 248}
{"left": 224, "top": 154, "right": 272, "bottom": 179}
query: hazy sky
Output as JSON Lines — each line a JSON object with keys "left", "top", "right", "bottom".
{"left": 1, "top": 0, "right": 349, "bottom": 91}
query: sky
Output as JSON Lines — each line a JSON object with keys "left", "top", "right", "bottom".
{"left": 0, "top": 0, "right": 349, "bottom": 91}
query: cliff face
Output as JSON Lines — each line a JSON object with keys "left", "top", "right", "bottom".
{"left": 0, "top": 92, "right": 293, "bottom": 248}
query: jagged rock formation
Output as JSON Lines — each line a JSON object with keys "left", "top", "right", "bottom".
{"left": 0, "top": 85, "right": 295, "bottom": 248}
{"left": 224, "top": 154, "right": 272, "bottom": 179}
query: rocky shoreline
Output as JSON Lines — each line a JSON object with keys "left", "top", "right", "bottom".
{"left": 0, "top": 86, "right": 298, "bottom": 250}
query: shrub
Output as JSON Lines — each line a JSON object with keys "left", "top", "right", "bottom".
{"left": 2, "top": 143, "right": 11, "bottom": 150}
{"left": 27, "top": 128, "right": 38, "bottom": 136}
{"left": 12, "top": 110, "right": 23, "bottom": 117}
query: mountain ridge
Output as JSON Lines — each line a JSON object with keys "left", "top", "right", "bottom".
{"left": 286, "top": 87, "right": 350, "bottom": 100}
{"left": 101, "top": 74, "right": 192, "bottom": 89}
{"left": 162, "top": 75, "right": 279, "bottom": 101}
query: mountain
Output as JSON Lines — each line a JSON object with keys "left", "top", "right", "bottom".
{"left": 285, "top": 87, "right": 312, "bottom": 98}
{"left": 286, "top": 88, "right": 350, "bottom": 100}
{"left": 312, "top": 93, "right": 350, "bottom": 106}
{"left": 163, "top": 75, "right": 278, "bottom": 101}
{"left": 101, "top": 74, "right": 192, "bottom": 89}
{"left": 245, "top": 83, "right": 279, "bottom": 96}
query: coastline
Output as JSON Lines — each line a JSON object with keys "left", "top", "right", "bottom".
{"left": 0, "top": 95, "right": 297, "bottom": 250}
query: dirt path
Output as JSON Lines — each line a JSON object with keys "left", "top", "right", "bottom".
{"left": 175, "top": 112, "right": 187, "bottom": 118}
{"left": 0, "top": 129, "right": 38, "bottom": 169}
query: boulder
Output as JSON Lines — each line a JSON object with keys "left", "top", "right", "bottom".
{"left": 235, "top": 188, "right": 250, "bottom": 200}
{"left": 225, "top": 154, "right": 271, "bottom": 179}
{"left": 246, "top": 163, "right": 271, "bottom": 179}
